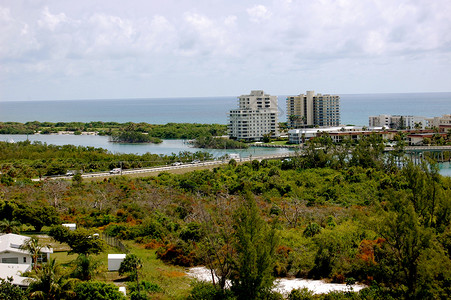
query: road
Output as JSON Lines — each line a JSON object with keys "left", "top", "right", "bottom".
{"left": 32, "top": 152, "right": 297, "bottom": 181}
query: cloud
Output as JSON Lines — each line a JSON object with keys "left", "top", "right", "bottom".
{"left": 246, "top": 5, "right": 272, "bottom": 23}
{"left": 1, "top": 0, "right": 451, "bottom": 100}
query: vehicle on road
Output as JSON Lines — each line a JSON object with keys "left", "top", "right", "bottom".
{"left": 109, "top": 168, "right": 122, "bottom": 174}
{"left": 172, "top": 162, "right": 182, "bottom": 166}
{"left": 191, "top": 160, "right": 201, "bottom": 164}
{"left": 65, "top": 171, "right": 75, "bottom": 176}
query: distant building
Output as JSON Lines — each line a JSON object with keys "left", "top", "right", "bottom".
{"left": 228, "top": 90, "right": 279, "bottom": 141}
{"left": 286, "top": 91, "right": 340, "bottom": 128}
{"left": 426, "top": 114, "right": 451, "bottom": 128}
{"left": 288, "top": 126, "right": 384, "bottom": 144}
{"left": 369, "top": 114, "right": 427, "bottom": 129}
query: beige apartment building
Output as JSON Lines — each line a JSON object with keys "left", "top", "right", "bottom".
{"left": 369, "top": 114, "right": 428, "bottom": 129}
{"left": 426, "top": 114, "right": 451, "bottom": 128}
{"left": 228, "top": 90, "right": 279, "bottom": 141}
{"left": 286, "top": 91, "right": 340, "bottom": 128}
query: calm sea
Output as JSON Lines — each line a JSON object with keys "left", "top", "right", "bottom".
{"left": 1, "top": 92, "right": 450, "bottom": 125}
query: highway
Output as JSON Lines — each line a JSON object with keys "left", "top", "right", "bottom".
{"left": 32, "top": 152, "right": 297, "bottom": 181}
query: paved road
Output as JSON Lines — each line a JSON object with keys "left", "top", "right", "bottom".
{"left": 32, "top": 152, "right": 297, "bottom": 181}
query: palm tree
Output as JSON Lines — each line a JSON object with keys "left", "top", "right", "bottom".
{"left": 0, "top": 219, "right": 21, "bottom": 234}
{"left": 26, "top": 258, "right": 74, "bottom": 300}
{"left": 20, "top": 237, "right": 47, "bottom": 271}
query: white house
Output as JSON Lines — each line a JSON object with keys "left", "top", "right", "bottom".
{"left": 108, "top": 253, "right": 126, "bottom": 271}
{"left": 0, "top": 233, "right": 53, "bottom": 286}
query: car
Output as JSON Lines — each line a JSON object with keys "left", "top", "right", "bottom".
{"left": 191, "top": 160, "right": 201, "bottom": 164}
{"left": 172, "top": 162, "right": 182, "bottom": 166}
{"left": 65, "top": 171, "right": 75, "bottom": 176}
{"left": 109, "top": 168, "right": 121, "bottom": 174}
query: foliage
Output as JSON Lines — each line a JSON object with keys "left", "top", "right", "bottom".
{"left": 26, "top": 258, "right": 75, "bottom": 300}
{"left": 187, "top": 280, "right": 235, "bottom": 300}
{"left": 119, "top": 254, "right": 142, "bottom": 282}
{"left": 230, "top": 193, "right": 279, "bottom": 300}
{"left": 0, "top": 218, "right": 21, "bottom": 234}
{"left": 20, "top": 237, "right": 48, "bottom": 271}
{"left": 193, "top": 136, "right": 248, "bottom": 149}
{"left": 71, "top": 254, "right": 101, "bottom": 281}
{"left": 50, "top": 226, "right": 105, "bottom": 255}
{"left": 0, "top": 277, "right": 27, "bottom": 300}
{"left": 111, "top": 131, "right": 162, "bottom": 144}
{"left": 72, "top": 281, "right": 125, "bottom": 300}
{"left": 287, "top": 288, "right": 314, "bottom": 300}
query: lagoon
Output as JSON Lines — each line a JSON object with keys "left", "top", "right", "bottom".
{"left": 0, "top": 134, "right": 293, "bottom": 158}
{"left": 1, "top": 134, "right": 449, "bottom": 176}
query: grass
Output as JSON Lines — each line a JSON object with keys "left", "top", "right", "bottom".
{"left": 47, "top": 239, "right": 193, "bottom": 299}
{"left": 123, "top": 241, "right": 192, "bottom": 299}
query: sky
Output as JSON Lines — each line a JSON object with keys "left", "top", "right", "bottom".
{"left": 1, "top": 0, "right": 451, "bottom": 101}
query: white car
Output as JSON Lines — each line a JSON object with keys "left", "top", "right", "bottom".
{"left": 109, "top": 168, "right": 121, "bottom": 174}
{"left": 172, "top": 162, "right": 182, "bottom": 166}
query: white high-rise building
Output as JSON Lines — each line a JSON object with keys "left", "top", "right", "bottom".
{"left": 369, "top": 115, "right": 427, "bottom": 129}
{"left": 228, "top": 90, "right": 279, "bottom": 141}
{"left": 286, "top": 91, "right": 340, "bottom": 128}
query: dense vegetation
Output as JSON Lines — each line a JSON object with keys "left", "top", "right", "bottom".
{"left": 192, "top": 136, "right": 249, "bottom": 149}
{"left": 0, "top": 135, "right": 450, "bottom": 299}
{"left": 0, "top": 121, "right": 227, "bottom": 139}
{"left": 0, "top": 141, "right": 214, "bottom": 178}
{"left": 110, "top": 131, "right": 162, "bottom": 144}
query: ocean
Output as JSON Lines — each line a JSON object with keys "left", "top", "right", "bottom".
{"left": 1, "top": 92, "right": 450, "bottom": 126}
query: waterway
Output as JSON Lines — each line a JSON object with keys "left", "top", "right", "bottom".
{"left": 1, "top": 134, "right": 450, "bottom": 176}
{"left": 0, "top": 134, "right": 293, "bottom": 159}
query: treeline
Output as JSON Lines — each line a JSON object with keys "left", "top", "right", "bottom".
{"left": 0, "top": 141, "right": 213, "bottom": 178}
{"left": 0, "top": 135, "right": 450, "bottom": 298}
{"left": 110, "top": 131, "right": 163, "bottom": 144}
{"left": 0, "top": 121, "right": 227, "bottom": 139}
{"left": 192, "top": 136, "right": 249, "bottom": 149}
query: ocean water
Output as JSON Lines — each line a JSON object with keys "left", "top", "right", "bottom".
{"left": 1, "top": 92, "right": 450, "bottom": 126}
{"left": 0, "top": 134, "right": 293, "bottom": 158}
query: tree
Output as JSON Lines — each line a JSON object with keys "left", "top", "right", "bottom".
{"left": 119, "top": 254, "right": 143, "bottom": 291}
{"left": 0, "top": 219, "right": 21, "bottom": 234}
{"left": 72, "top": 281, "right": 125, "bottom": 300}
{"left": 230, "top": 193, "right": 279, "bottom": 300}
{"left": 72, "top": 254, "right": 101, "bottom": 281}
{"left": 26, "top": 258, "right": 74, "bottom": 300}
{"left": 50, "top": 226, "right": 105, "bottom": 255}
{"left": 0, "top": 277, "right": 27, "bottom": 300}
{"left": 20, "top": 236, "right": 49, "bottom": 271}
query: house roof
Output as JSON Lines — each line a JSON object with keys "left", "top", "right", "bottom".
{"left": 0, "top": 233, "right": 53, "bottom": 254}
{"left": 0, "top": 263, "right": 31, "bottom": 286}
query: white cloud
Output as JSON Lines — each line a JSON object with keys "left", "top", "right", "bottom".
{"left": 37, "top": 7, "right": 68, "bottom": 31}
{"left": 246, "top": 5, "right": 272, "bottom": 23}
{"left": 1, "top": 0, "right": 451, "bottom": 101}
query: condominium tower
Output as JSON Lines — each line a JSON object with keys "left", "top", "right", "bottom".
{"left": 286, "top": 91, "right": 340, "bottom": 128}
{"left": 228, "top": 90, "right": 279, "bottom": 141}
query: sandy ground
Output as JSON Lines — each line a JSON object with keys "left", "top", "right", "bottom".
{"left": 187, "top": 266, "right": 366, "bottom": 295}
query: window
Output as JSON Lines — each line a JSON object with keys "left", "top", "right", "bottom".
{"left": 2, "top": 257, "right": 19, "bottom": 264}
{"left": 24, "top": 257, "right": 27, "bottom": 263}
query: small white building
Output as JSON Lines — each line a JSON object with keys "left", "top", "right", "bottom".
{"left": 108, "top": 254, "right": 126, "bottom": 271}
{"left": 62, "top": 223, "right": 76, "bottom": 231}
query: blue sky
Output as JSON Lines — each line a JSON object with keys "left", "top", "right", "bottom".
{"left": 1, "top": 0, "right": 451, "bottom": 101}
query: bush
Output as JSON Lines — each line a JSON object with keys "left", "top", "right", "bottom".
{"left": 187, "top": 281, "right": 235, "bottom": 300}
{"left": 288, "top": 288, "right": 314, "bottom": 300}
{"left": 72, "top": 281, "right": 125, "bottom": 300}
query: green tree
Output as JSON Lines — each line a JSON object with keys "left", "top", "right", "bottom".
{"left": 20, "top": 236, "right": 49, "bottom": 271}
{"left": 50, "top": 226, "right": 105, "bottom": 255}
{"left": 71, "top": 254, "right": 101, "bottom": 281}
{"left": 0, "top": 277, "right": 27, "bottom": 300}
{"left": 230, "top": 193, "right": 279, "bottom": 300}
{"left": 0, "top": 219, "right": 21, "bottom": 234}
{"left": 72, "top": 281, "right": 125, "bottom": 300}
{"left": 26, "top": 258, "right": 74, "bottom": 300}
{"left": 119, "top": 254, "right": 143, "bottom": 290}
